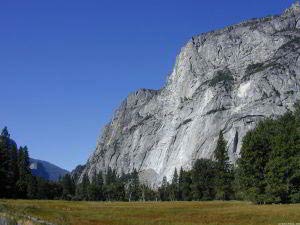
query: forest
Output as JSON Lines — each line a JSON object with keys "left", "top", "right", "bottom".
{"left": 0, "top": 103, "right": 299, "bottom": 204}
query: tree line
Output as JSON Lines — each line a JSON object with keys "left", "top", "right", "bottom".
{"left": 0, "top": 127, "right": 63, "bottom": 199}
{"left": 53, "top": 130, "right": 234, "bottom": 202}
{"left": 0, "top": 128, "right": 155, "bottom": 201}
{"left": 0, "top": 102, "right": 299, "bottom": 203}
{"left": 158, "top": 131, "right": 234, "bottom": 201}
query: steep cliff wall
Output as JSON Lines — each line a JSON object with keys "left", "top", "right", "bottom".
{"left": 79, "top": 3, "right": 300, "bottom": 185}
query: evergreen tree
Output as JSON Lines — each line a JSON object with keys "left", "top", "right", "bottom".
{"left": 95, "top": 171, "right": 104, "bottom": 200}
{"left": 170, "top": 168, "right": 179, "bottom": 201}
{"left": 27, "top": 175, "right": 38, "bottom": 199}
{"left": 0, "top": 127, "right": 21, "bottom": 198}
{"left": 16, "top": 146, "right": 31, "bottom": 198}
{"left": 238, "top": 103, "right": 300, "bottom": 204}
{"left": 181, "top": 170, "right": 192, "bottom": 201}
{"left": 9, "top": 144, "right": 19, "bottom": 197}
{"left": 238, "top": 119, "right": 277, "bottom": 204}
{"left": 85, "top": 171, "right": 104, "bottom": 201}
{"left": 18, "top": 146, "right": 31, "bottom": 177}
{"left": 113, "top": 180, "right": 125, "bottom": 201}
{"left": 101, "top": 167, "right": 126, "bottom": 201}
{"left": 159, "top": 176, "right": 168, "bottom": 201}
{"left": 103, "top": 168, "right": 116, "bottom": 201}
{"left": 61, "top": 174, "right": 75, "bottom": 200}
{"left": 76, "top": 173, "right": 90, "bottom": 200}
{"left": 87, "top": 171, "right": 104, "bottom": 201}
{"left": 126, "top": 169, "right": 140, "bottom": 201}
{"left": 0, "top": 127, "right": 64, "bottom": 200}
{"left": 178, "top": 167, "right": 184, "bottom": 200}
{"left": 0, "top": 127, "right": 10, "bottom": 197}
{"left": 296, "top": 101, "right": 300, "bottom": 133}
{"left": 140, "top": 184, "right": 156, "bottom": 201}
{"left": 36, "top": 177, "right": 48, "bottom": 199}
{"left": 1, "top": 127, "right": 10, "bottom": 138}
{"left": 191, "top": 159, "right": 216, "bottom": 200}
{"left": 214, "top": 131, "right": 234, "bottom": 200}
{"left": 47, "top": 181, "right": 63, "bottom": 200}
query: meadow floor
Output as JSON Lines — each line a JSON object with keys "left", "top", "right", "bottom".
{"left": 0, "top": 200, "right": 300, "bottom": 225}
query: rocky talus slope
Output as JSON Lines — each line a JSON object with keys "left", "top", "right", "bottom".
{"left": 79, "top": 3, "right": 300, "bottom": 185}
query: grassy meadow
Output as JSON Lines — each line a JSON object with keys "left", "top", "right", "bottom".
{"left": 0, "top": 200, "right": 300, "bottom": 225}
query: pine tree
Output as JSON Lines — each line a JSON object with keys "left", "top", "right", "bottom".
{"left": 18, "top": 146, "right": 31, "bottom": 177}
{"left": 103, "top": 167, "right": 116, "bottom": 201}
{"left": 237, "top": 104, "right": 300, "bottom": 204}
{"left": 289, "top": 102, "right": 300, "bottom": 202}
{"left": 27, "top": 175, "right": 38, "bottom": 199}
{"left": 76, "top": 173, "right": 90, "bottom": 200}
{"left": 128, "top": 169, "right": 140, "bottom": 201}
{"left": 87, "top": 171, "right": 104, "bottom": 201}
{"left": 114, "top": 179, "right": 125, "bottom": 201}
{"left": 1, "top": 127, "right": 10, "bottom": 138}
{"left": 172, "top": 168, "right": 179, "bottom": 185}
{"left": 295, "top": 101, "right": 300, "bottom": 128}
{"left": 178, "top": 167, "right": 184, "bottom": 200}
{"left": 191, "top": 159, "right": 216, "bottom": 200}
{"left": 17, "top": 146, "right": 32, "bottom": 198}
{"left": 0, "top": 127, "right": 21, "bottom": 198}
{"left": 182, "top": 170, "right": 192, "bottom": 201}
{"left": 36, "top": 177, "right": 48, "bottom": 199}
{"left": 170, "top": 168, "right": 179, "bottom": 201}
{"left": 159, "top": 176, "right": 168, "bottom": 201}
{"left": 0, "top": 127, "right": 10, "bottom": 197}
{"left": 140, "top": 184, "right": 156, "bottom": 201}
{"left": 238, "top": 120, "right": 276, "bottom": 204}
{"left": 61, "top": 174, "right": 75, "bottom": 200}
{"left": 8, "top": 144, "right": 19, "bottom": 197}
{"left": 93, "top": 171, "right": 104, "bottom": 201}
{"left": 214, "top": 131, "right": 234, "bottom": 200}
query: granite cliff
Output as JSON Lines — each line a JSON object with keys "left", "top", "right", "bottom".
{"left": 78, "top": 3, "right": 300, "bottom": 185}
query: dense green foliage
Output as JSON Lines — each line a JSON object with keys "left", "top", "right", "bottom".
{"left": 214, "top": 131, "right": 234, "bottom": 200}
{"left": 0, "top": 127, "right": 62, "bottom": 199}
{"left": 65, "top": 167, "right": 157, "bottom": 201}
{"left": 237, "top": 103, "right": 300, "bottom": 204}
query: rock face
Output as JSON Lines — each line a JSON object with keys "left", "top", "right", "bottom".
{"left": 30, "top": 158, "right": 69, "bottom": 181}
{"left": 79, "top": 3, "right": 300, "bottom": 186}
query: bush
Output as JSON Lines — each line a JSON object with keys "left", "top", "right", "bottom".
{"left": 209, "top": 69, "right": 234, "bottom": 87}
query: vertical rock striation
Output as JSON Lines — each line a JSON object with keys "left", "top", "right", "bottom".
{"left": 79, "top": 3, "right": 300, "bottom": 185}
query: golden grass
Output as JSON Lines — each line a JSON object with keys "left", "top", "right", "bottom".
{"left": 0, "top": 200, "right": 300, "bottom": 225}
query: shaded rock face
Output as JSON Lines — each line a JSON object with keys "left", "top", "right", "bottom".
{"left": 29, "top": 158, "right": 69, "bottom": 181}
{"left": 71, "top": 164, "right": 86, "bottom": 182}
{"left": 80, "top": 3, "right": 300, "bottom": 186}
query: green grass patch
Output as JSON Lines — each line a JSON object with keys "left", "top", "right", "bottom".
{"left": 1, "top": 200, "right": 300, "bottom": 225}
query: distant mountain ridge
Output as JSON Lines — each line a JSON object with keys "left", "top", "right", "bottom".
{"left": 30, "top": 158, "right": 69, "bottom": 181}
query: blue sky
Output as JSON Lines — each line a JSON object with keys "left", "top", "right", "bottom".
{"left": 0, "top": 0, "right": 295, "bottom": 171}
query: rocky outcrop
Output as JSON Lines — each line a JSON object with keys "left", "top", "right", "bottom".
{"left": 79, "top": 3, "right": 300, "bottom": 186}
{"left": 71, "top": 164, "right": 86, "bottom": 182}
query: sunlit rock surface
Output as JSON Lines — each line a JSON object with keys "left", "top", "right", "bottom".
{"left": 79, "top": 3, "right": 300, "bottom": 185}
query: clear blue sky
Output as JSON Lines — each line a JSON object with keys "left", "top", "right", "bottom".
{"left": 0, "top": 0, "right": 295, "bottom": 171}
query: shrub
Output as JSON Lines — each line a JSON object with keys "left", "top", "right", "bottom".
{"left": 209, "top": 69, "right": 234, "bottom": 89}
